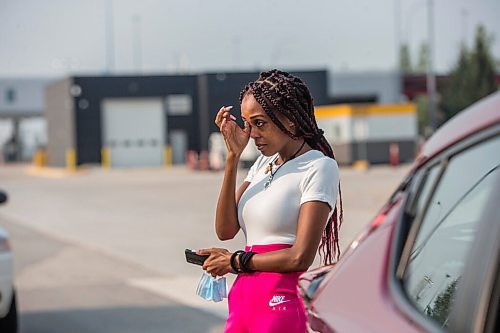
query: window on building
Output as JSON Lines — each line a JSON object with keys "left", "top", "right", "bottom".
{"left": 166, "top": 94, "right": 192, "bottom": 115}
{"left": 5, "top": 88, "right": 16, "bottom": 104}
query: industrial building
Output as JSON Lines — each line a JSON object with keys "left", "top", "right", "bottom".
{"left": 2, "top": 71, "right": 454, "bottom": 168}
{"left": 44, "top": 71, "right": 328, "bottom": 168}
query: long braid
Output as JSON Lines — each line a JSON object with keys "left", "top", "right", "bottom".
{"left": 240, "top": 69, "right": 344, "bottom": 264}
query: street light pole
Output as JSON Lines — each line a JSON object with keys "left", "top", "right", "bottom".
{"left": 461, "top": 8, "right": 469, "bottom": 46}
{"left": 132, "top": 14, "right": 142, "bottom": 73}
{"left": 426, "top": 0, "right": 437, "bottom": 133}
{"left": 105, "top": 0, "right": 115, "bottom": 74}
{"left": 395, "top": 0, "right": 401, "bottom": 71}
{"left": 395, "top": 0, "right": 405, "bottom": 103}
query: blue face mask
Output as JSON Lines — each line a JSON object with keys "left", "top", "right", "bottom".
{"left": 196, "top": 272, "right": 228, "bottom": 302}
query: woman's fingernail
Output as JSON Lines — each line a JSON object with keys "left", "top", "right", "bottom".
{"left": 230, "top": 115, "right": 236, "bottom": 120}
{"left": 227, "top": 106, "right": 233, "bottom": 110}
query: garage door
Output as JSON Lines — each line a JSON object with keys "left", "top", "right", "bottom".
{"left": 102, "top": 98, "right": 165, "bottom": 167}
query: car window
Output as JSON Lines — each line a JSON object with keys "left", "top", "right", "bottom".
{"left": 402, "top": 135, "right": 500, "bottom": 328}
{"left": 408, "top": 165, "right": 440, "bottom": 219}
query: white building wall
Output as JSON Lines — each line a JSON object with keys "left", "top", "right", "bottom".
{"left": 365, "top": 114, "right": 417, "bottom": 141}
{"left": 317, "top": 116, "right": 352, "bottom": 144}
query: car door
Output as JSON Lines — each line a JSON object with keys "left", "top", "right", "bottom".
{"left": 390, "top": 126, "right": 500, "bottom": 332}
{"left": 448, "top": 159, "right": 500, "bottom": 333}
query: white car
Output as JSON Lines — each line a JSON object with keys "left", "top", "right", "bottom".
{"left": 0, "top": 191, "right": 17, "bottom": 333}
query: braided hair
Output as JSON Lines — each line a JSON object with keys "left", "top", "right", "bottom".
{"left": 239, "top": 69, "right": 344, "bottom": 264}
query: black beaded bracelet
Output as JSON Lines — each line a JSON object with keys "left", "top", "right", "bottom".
{"left": 230, "top": 250, "right": 244, "bottom": 273}
{"left": 238, "top": 251, "right": 256, "bottom": 273}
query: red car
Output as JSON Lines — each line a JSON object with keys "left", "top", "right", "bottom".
{"left": 299, "top": 92, "right": 500, "bottom": 333}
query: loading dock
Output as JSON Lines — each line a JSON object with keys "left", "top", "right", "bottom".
{"left": 101, "top": 98, "right": 165, "bottom": 167}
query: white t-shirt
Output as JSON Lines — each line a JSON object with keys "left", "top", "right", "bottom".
{"left": 237, "top": 149, "right": 339, "bottom": 246}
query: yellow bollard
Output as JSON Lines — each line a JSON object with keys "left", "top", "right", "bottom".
{"left": 66, "top": 148, "right": 77, "bottom": 171}
{"left": 32, "top": 149, "right": 47, "bottom": 167}
{"left": 353, "top": 160, "right": 370, "bottom": 171}
{"left": 164, "top": 145, "right": 173, "bottom": 167}
{"left": 101, "top": 147, "right": 111, "bottom": 169}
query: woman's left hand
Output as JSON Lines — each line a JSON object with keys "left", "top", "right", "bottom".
{"left": 197, "top": 248, "right": 232, "bottom": 277}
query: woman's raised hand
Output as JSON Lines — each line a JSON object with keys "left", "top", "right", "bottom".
{"left": 215, "top": 106, "right": 250, "bottom": 157}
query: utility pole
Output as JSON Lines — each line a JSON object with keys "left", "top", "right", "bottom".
{"left": 426, "top": 0, "right": 437, "bottom": 133}
{"left": 395, "top": 0, "right": 401, "bottom": 71}
{"left": 132, "top": 14, "right": 142, "bottom": 73}
{"left": 461, "top": 8, "right": 469, "bottom": 46}
{"left": 395, "top": 0, "right": 404, "bottom": 102}
{"left": 105, "top": 0, "right": 115, "bottom": 74}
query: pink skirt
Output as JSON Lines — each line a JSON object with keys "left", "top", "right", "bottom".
{"left": 223, "top": 244, "right": 307, "bottom": 333}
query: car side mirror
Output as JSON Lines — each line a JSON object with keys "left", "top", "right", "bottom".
{"left": 0, "top": 191, "right": 8, "bottom": 204}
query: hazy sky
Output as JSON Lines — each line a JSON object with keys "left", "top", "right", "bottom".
{"left": 1, "top": 0, "right": 499, "bottom": 77}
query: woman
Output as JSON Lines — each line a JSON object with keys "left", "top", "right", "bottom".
{"left": 198, "top": 70, "right": 343, "bottom": 333}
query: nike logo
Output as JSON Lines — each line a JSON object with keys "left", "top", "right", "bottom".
{"left": 268, "top": 295, "right": 291, "bottom": 307}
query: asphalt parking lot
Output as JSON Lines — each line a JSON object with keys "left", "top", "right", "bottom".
{"left": 0, "top": 163, "right": 411, "bottom": 332}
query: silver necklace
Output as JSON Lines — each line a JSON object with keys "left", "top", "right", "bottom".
{"left": 264, "top": 140, "right": 306, "bottom": 190}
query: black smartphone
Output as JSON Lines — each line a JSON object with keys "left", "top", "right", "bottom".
{"left": 185, "top": 249, "right": 209, "bottom": 266}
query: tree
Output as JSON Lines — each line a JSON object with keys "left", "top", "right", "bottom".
{"left": 470, "top": 26, "right": 498, "bottom": 102}
{"left": 400, "top": 44, "right": 413, "bottom": 74}
{"left": 416, "top": 42, "right": 429, "bottom": 74}
{"left": 426, "top": 279, "right": 458, "bottom": 328}
{"left": 440, "top": 25, "right": 498, "bottom": 121}
{"left": 440, "top": 45, "right": 472, "bottom": 119}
